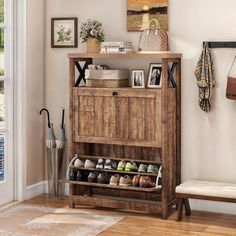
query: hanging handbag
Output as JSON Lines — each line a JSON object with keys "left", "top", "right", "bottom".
{"left": 138, "top": 19, "right": 168, "bottom": 52}
{"left": 226, "top": 56, "right": 236, "bottom": 100}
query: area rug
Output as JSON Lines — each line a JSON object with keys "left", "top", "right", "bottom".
{"left": 0, "top": 204, "right": 125, "bottom": 236}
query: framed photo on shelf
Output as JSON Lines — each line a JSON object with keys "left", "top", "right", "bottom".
{"left": 147, "top": 63, "right": 162, "bottom": 88}
{"left": 131, "top": 70, "right": 145, "bottom": 88}
{"left": 51, "top": 17, "right": 78, "bottom": 48}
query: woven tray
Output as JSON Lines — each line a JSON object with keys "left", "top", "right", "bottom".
{"left": 86, "top": 78, "right": 129, "bottom": 88}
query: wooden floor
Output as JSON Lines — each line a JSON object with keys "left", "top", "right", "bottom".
{"left": 13, "top": 194, "right": 236, "bottom": 235}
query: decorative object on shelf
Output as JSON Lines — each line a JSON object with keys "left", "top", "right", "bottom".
{"left": 131, "top": 69, "right": 145, "bottom": 88}
{"left": 51, "top": 17, "right": 78, "bottom": 48}
{"left": 101, "top": 41, "right": 134, "bottom": 54}
{"left": 80, "top": 19, "right": 105, "bottom": 53}
{"left": 226, "top": 56, "right": 236, "bottom": 100}
{"left": 147, "top": 63, "right": 162, "bottom": 88}
{"left": 138, "top": 19, "right": 168, "bottom": 52}
{"left": 195, "top": 43, "right": 215, "bottom": 112}
{"left": 127, "top": 0, "right": 168, "bottom": 32}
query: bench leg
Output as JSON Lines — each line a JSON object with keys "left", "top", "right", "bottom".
{"left": 184, "top": 198, "right": 191, "bottom": 216}
{"left": 176, "top": 198, "right": 184, "bottom": 221}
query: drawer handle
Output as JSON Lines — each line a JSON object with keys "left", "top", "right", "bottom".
{"left": 112, "top": 91, "right": 118, "bottom": 96}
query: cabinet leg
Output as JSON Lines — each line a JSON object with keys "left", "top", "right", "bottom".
{"left": 184, "top": 198, "right": 191, "bottom": 216}
{"left": 161, "top": 205, "right": 168, "bottom": 220}
{"left": 176, "top": 198, "right": 183, "bottom": 221}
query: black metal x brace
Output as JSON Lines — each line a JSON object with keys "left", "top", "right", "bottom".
{"left": 168, "top": 62, "right": 177, "bottom": 88}
{"left": 74, "top": 61, "right": 88, "bottom": 87}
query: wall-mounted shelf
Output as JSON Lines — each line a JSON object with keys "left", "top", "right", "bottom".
{"left": 203, "top": 41, "right": 236, "bottom": 49}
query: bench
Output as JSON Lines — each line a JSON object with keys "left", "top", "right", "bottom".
{"left": 175, "top": 180, "right": 236, "bottom": 221}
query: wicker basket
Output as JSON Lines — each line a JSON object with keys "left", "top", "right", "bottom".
{"left": 86, "top": 78, "right": 129, "bottom": 88}
{"left": 85, "top": 69, "right": 129, "bottom": 88}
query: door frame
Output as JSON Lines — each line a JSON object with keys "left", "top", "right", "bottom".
{"left": 13, "top": 0, "right": 27, "bottom": 201}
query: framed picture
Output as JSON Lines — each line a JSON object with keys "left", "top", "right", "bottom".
{"left": 127, "top": 0, "right": 168, "bottom": 32}
{"left": 51, "top": 17, "right": 78, "bottom": 48}
{"left": 132, "top": 70, "right": 145, "bottom": 88}
{"left": 147, "top": 64, "right": 162, "bottom": 88}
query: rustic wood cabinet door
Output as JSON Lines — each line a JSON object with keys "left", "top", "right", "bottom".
{"left": 73, "top": 88, "right": 161, "bottom": 147}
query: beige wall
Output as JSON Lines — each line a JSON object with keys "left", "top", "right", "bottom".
{"left": 26, "top": 0, "right": 45, "bottom": 186}
{"left": 44, "top": 0, "right": 236, "bottom": 213}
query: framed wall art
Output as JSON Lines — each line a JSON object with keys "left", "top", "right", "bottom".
{"left": 127, "top": 0, "right": 168, "bottom": 32}
{"left": 147, "top": 63, "right": 162, "bottom": 88}
{"left": 131, "top": 70, "right": 145, "bottom": 88}
{"left": 51, "top": 17, "right": 78, "bottom": 48}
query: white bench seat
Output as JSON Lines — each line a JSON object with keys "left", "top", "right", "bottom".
{"left": 175, "top": 180, "right": 236, "bottom": 221}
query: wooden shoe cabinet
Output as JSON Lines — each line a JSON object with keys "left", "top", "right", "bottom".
{"left": 68, "top": 52, "right": 182, "bottom": 219}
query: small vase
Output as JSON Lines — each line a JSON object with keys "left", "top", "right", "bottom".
{"left": 87, "top": 38, "right": 101, "bottom": 54}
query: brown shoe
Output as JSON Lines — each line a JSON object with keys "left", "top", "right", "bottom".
{"left": 132, "top": 175, "right": 141, "bottom": 187}
{"left": 139, "top": 176, "right": 155, "bottom": 188}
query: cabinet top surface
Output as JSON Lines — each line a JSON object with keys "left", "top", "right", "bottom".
{"left": 68, "top": 52, "right": 182, "bottom": 59}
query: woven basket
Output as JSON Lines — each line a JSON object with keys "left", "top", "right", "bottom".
{"left": 86, "top": 78, "right": 129, "bottom": 88}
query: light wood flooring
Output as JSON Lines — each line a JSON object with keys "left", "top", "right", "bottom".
{"left": 6, "top": 194, "right": 236, "bottom": 236}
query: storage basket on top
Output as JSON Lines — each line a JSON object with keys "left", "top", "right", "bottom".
{"left": 85, "top": 69, "right": 129, "bottom": 88}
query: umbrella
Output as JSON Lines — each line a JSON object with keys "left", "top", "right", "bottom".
{"left": 56, "top": 109, "right": 66, "bottom": 149}
{"left": 40, "top": 108, "right": 56, "bottom": 148}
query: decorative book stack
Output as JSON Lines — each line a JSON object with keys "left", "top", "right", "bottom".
{"left": 101, "top": 42, "right": 134, "bottom": 54}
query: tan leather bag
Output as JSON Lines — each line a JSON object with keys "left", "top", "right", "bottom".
{"left": 138, "top": 19, "right": 168, "bottom": 52}
{"left": 226, "top": 57, "right": 236, "bottom": 100}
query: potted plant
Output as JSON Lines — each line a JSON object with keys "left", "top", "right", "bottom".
{"left": 80, "top": 19, "right": 105, "bottom": 53}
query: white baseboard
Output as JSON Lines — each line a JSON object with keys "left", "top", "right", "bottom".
{"left": 27, "top": 181, "right": 69, "bottom": 200}
{"left": 26, "top": 181, "right": 47, "bottom": 200}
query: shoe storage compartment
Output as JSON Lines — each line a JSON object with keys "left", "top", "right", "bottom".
{"left": 68, "top": 53, "right": 181, "bottom": 219}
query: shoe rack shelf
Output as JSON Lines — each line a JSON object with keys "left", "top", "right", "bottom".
{"left": 69, "top": 166, "right": 158, "bottom": 177}
{"left": 68, "top": 52, "right": 182, "bottom": 219}
{"left": 69, "top": 181, "right": 161, "bottom": 192}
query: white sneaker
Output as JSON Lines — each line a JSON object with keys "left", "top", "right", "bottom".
{"left": 96, "top": 158, "right": 104, "bottom": 169}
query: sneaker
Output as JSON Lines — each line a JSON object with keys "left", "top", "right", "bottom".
{"left": 147, "top": 164, "right": 159, "bottom": 174}
{"left": 104, "top": 159, "right": 113, "bottom": 170}
{"left": 75, "top": 171, "right": 83, "bottom": 181}
{"left": 97, "top": 173, "right": 109, "bottom": 184}
{"left": 111, "top": 160, "right": 117, "bottom": 169}
{"left": 132, "top": 175, "right": 141, "bottom": 187}
{"left": 73, "top": 158, "right": 85, "bottom": 168}
{"left": 139, "top": 176, "right": 155, "bottom": 188}
{"left": 109, "top": 174, "right": 120, "bottom": 185}
{"left": 96, "top": 158, "right": 104, "bottom": 169}
{"left": 156, "top": 165, "right": 162, "bottom": 188}
{"left": 125, "top": 162, "right": 138, "bottom": 172}
{"left": 69, "top": 169, "right": 76, "bottom": 181}
{"left": 117, "top": 160, "right": 126, "bottom": 171}
{"left": 84, "top": 159, "right": 96, "bottom": 169}
{"left": 87, "top": 172, "right": 99, "bottom": 183}
{"left": 119, "top": 175, "right": 132, "bottom": 186}
{"left": 138, "top": 164, "right": 148, "bottom": 173}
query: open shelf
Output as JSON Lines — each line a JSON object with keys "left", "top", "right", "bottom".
{"left": 77, "top": 155, "right": 162, "bottom": 165}
{"left": 70, "top": 166, "right": 158, "bottom": 176}
{"left": 69, "top": 180, "right": 162, "bottom": 193}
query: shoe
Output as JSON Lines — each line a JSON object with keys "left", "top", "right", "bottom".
{"left": 84, "top": 159, "right": 96, "bottom": 169}
{"left": 75, "top": 171, "right": 83, "bottom": 181}
{"left": 96, "top": 158, "right": 104, "bottom": 169}
{"left": 119, "top": 175, "right": 132, "bottom": 186}
{"left": 132, "top": 175, "right": 141, "bottom": 187}
{"left": 104, "top": 159, "right": 112, "bottom": 170}
{"left": 87, "top": 172, "right": 99, "bottom": 183}
{"left": 125, "top": 162, "right": 138, "bottom": 172}
{"left": 138, "top": 164, "right": 148, "bottom": 173}
{"left": 117, "top": 160, "right": 126, "bottom": 171}
{"left": 156, "top": 165, "right": 162, "bottom": 188}
{"left": 97, "top": 173, "right": 109, "bottom": 184}
{"left": 139, "top": 176, "right": 155, "bottom": 188}
{"left": 69, "top": 169, "right": 76, "bottom": 181}
{"left": 147, "top": 164, "right": 159, "bottom": 174}
{"left": 109, "top": 174, "right": 120, "bottom": 185}
{"left": 73, "top": 158, "right": 85, "bottom": 168}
